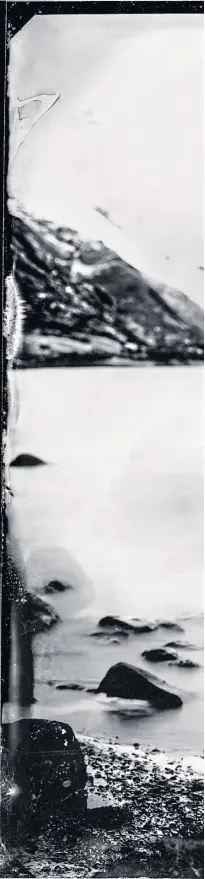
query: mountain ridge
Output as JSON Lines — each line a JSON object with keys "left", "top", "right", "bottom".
{"left": 11, "top": 209, "right": 203, "bottom": 367}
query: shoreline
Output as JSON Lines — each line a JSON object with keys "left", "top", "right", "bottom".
{"left": 78, "top": 734, "right": 204, "bottom": 776}
{"left": 14, "top": 358, "right": 204, "bottom": 370}
{"left": 1, "top": 732, "right": 203, "bottom": 878}
{"left": 31, "top": 604, "right": 203, "bottom": 758}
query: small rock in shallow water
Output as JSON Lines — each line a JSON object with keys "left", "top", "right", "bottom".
{"left": 169, "top": 659, "right": 200, "bottom": 669}
{"left": 10, "top": 454, "right": 47, "bottom": 467}
{"left": 158, "top": 621, "right": 184, "bottom": 632}
{"left": 142, "top": 648, "right": 178, "bottom": 663}
{"left": 56, "top": 683, "right": 84, "bottom": 691}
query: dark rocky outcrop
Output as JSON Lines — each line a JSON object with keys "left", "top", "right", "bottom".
{"left": 10, "top": 454, "right": 47, "bottom": 467}
{"left": 97, "top": 662, "right": 183, "bottom": 709}
{"left": 40, "top": 580, "right": 71, "bottom": 595}
{"left": 98, "top": 616, "right": 156, "bottom": 635}
{"left": 23, "top": 592, "right": 60, "bottom": 635}
{"left": 142, "top": 648, "right": 178, "bottom": 663}
{"left": 169, "top": 659, "right": 200, "bottom": 669}
{"left": 11, "top": 209, "right": 204, "bottom": 368}
{"left": 1, "top": 719, "right": 87, "bottom": 816}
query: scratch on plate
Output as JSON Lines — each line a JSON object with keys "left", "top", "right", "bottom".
{"left": 9, "top": 91, "right": 60, "bottom": 164}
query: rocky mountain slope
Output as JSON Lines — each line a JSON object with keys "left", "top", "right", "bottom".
{"left": 11, "top": 210, "right": 203, "bottom": 367}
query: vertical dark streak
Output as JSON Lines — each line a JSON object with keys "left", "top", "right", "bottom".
{"left": 1, "top": 2, "right": 11, "bottom": 724}
{"left": 1, "top": 0, "right": 9, "bottom": 849}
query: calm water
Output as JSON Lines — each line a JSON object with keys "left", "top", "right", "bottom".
{"left": 10, "top": 367, "right": 203, "bottom": 754}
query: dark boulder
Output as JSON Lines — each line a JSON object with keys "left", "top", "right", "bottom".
{"left": 23, "top": 592, "right": 60, "bottom": 635}
{"left": 158, "top": 621, "right": 184, "bottom": 632}
{"left": 10, "top": 454, "right": 47, "bottom": 467}
{"left": 97, "top": 662, "right": 183, "bottom": 709}
{"left": 98, "top": 616, "right": 156, "bottom": 634}
{"left": 142, "top": 648, "right": 178, "bottom": 663}
{"left": 169, "top": 659, "right": 200, "bottom": 669}
{"left": 1, "top": 719, "right": 87, "bottom": 814}
{"left": 41, "top": 580, "right": 72, "bottom": 594}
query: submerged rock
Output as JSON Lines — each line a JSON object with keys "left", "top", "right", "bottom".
{"left": 55, "top": 683, "right": 84, "bottom": 691}
{"left": 91, "top": 629, "right": 129, "bottom": 640}
{"left": 98, "top": 616, "right": 156, "bottom": 634}
{"left": 10, "top": 454, "right": 47, "bottom": 467}
{"left": 41, "top": 580, "right": 71, "bottom": 594}
{"left": 165, "top": 640, "right": 198, "bottom": 650}
{"left": 1, "top": 719, "right": 87, "bottom": 813}
{"left": 142, "top": 648, "right": 178, "bottom": 663}
{"left": 169, "top": 659, "right": 200, "bottom": 669}
{"left": 86, "top": 687, "right": 98, "bottom": 693}
{"left": 23, "top": 592, "right": 60, "bottom": 634}
{"left": 97, "top": 662, "right": 183, "bottom": 709}
{"left": 158, "top": 621, "right": 184, "bottom": 632}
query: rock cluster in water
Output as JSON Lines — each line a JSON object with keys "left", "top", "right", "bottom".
{"left": 91, "top": 615, "right": 185, "bottom": 642}
{"left": 98, "top": 615, "right": 156, "bottom": 634}
{"left": 11, "top": 209, "right": 204, "bottom": 367}
{"left": 90, "top": 617, "right": 199, "bottom": 673}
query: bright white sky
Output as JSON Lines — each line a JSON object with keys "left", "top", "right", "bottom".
{"left": 9, "top": 13, "right": 204, "bottom": 304}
